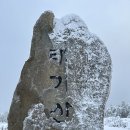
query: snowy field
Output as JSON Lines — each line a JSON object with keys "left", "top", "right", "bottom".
{"left": 105, "top": 126, "right": 127, "bottom": 130}
{"left": 0, "top": 122, "right": 7, "bottom": 130}
{"left": 0, "top": 125, "right": 129, "bottom": 130}
{"left": 0, "top": 118, "right": 130, "bottom": 130}
{"left": 0, "top": 124, "right": 129, "bottom": 130}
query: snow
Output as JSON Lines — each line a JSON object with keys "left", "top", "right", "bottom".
{"left": 104, "top": 117, "right": 129, "bottom": 128}
{"left": 104, "top": 118, "right": 130, "bottom": 130}
{"left": 49, "top": 14, "right": 112, "bottom": 129}
{"left": 0, "top": 122, "right": 129, "bottom": 130}
{"left": 104, "top": 126, "right": 126, "bottom": 130}
{"left": 1, "top": 117, "right": 130, "bottom": 130}
{"left": 23, "top": 103, "right": 49, "bottom": 130}
{"left": 0, "top": 122, "right": 7, "bottom": 130}
{"left": 49, "top": 14, "right": 91, "bottom": 49}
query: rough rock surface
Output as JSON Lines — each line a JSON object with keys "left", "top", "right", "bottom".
{"left": 8, "top": 11, "right": 112, "bottom": 130}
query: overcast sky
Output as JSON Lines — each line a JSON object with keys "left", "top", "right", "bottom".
{"left": 0, "top": 0, "right": 130, "bottom": 113}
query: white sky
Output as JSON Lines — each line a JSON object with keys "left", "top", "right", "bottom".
{"left": 0, "top": 0, "right": 130, "bottom": 112}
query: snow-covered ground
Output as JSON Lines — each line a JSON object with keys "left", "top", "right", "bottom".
{"left": 105, "top": 126, "right": 127, "bottom": 130}
{"left": 0, "top": 122, "right": 7, "bottom": 130}
{"left": 0, "top": 125, "right": 128, "bottom": 130}
{"left": 0, "top": 118, "right": 130, "bottom": 130}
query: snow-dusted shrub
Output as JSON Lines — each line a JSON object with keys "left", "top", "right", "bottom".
{"left": 119, "top": 101, "right": 130, "bottom": 118}
{"left": 105, "top": 101, "right": 130, "bottom": 118}
{"left": 104, "top": 117, "right": 127, "bottom": 128}
{"left": 105, "top": 105, "right": 118, "bottom": 117}
{"left": 127, "top": 113, "right": 130, "bottom": 118}
{"left": 0, "top": 112, "right": 8, "bottom": 123}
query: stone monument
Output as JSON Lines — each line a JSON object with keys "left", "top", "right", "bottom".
{"left": 8, "top": 11, "right": 112, "bottom": 130}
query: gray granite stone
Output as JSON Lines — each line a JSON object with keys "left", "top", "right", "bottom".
{"left": 8, "top": 11, "right": 112, "bottom": 130}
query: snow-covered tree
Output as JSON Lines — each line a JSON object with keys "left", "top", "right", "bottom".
{"left": 119, "top": 101, "right": 130, "bottom": 118}
{"left": 105, "top": 101, "right": 130, "bottom": 118}
{"left": 0, "top": 112, "right": 8, "bottom": 122}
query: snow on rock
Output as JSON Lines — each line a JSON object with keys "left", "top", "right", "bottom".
{"left": 48, "top": 14, "right": 112, "bottom": 130}
{"left": 49, "top": 14, "right": 90, "bottom": 48}
{"left": 23, "top": 103, "right": 51, "bottom": 130}
{"left": 23, "top": 103, "right": 75, "bottom": 130}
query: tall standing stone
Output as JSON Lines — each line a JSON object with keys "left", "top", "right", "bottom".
{"left": 8, "top": 11, "right": 112, "bottom": 130}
